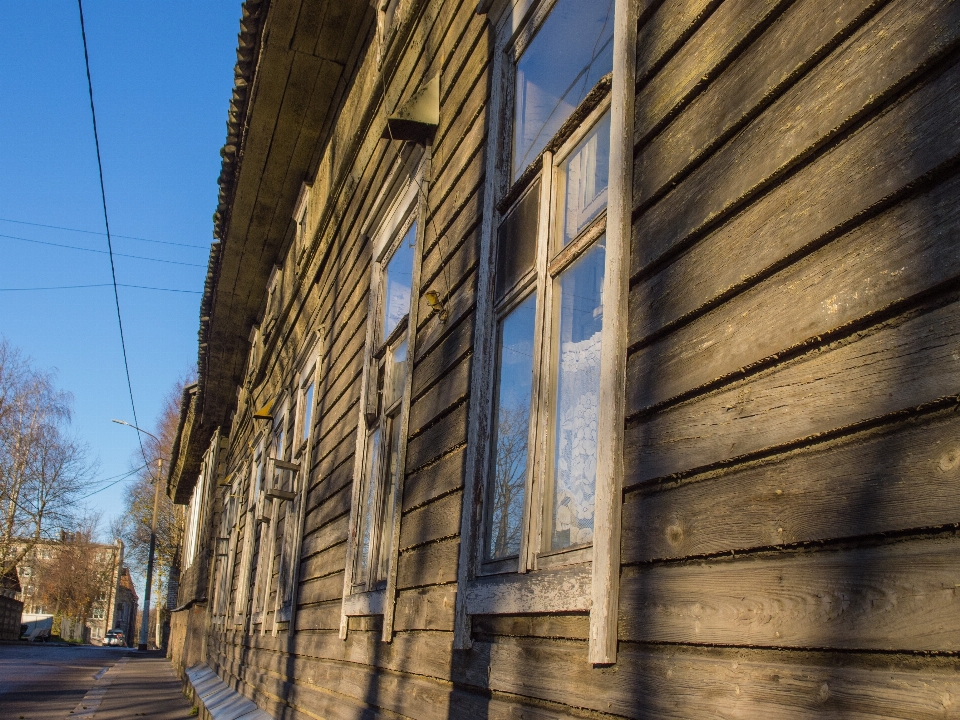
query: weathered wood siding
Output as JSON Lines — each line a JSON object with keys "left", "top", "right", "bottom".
{"left": 608, "top": 0, "right": 960, "bottom": 714}
{"left": 199, "top": 0, "right": 960, "bottom": 716}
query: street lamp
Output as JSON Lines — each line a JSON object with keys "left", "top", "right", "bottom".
{"left": 112, "top": 419, "right": 163, "bottom": 652}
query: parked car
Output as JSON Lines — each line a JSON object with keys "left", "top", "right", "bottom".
{"left": 103, "top": 629, "right": 125, "bottom": 647}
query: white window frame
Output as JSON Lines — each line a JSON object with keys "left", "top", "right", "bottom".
{"left": 293, "top": 182, "right": 311, "bottom": 265}
{"left": 271, "top": 344, "right": 321, "bottom": 631}
{"left": 340, "top": 169, "right": 425, "bottom": 642}
{"left": 234, "top": 434, "right": 266, "bottom": 626}
{"left": 455, "top": 0, "right": 635, "bottom": 664}
{"left": 214, "top": 466, "right": 242, "bottom": 622}
{"left": 265, "top": 266, "right": 283, "bottom": 335}
{"left": 252, "top": 397, "right": 287, "bottom": 630}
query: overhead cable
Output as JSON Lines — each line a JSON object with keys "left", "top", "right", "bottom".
{"left": 0, "top": 216, "right": 208, "bottom": 250}
{"left": 0, "top": 232, "right": 206, "bottom": 267}
{"left": 77, "top": 0, "right": 148, "bottom": 467}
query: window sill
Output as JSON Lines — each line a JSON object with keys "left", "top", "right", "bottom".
{"left": 342, "top": 589, "right": 384, "bottom": 617}
{"left": 464, "top": 562, "right": 591, "bottom": 615}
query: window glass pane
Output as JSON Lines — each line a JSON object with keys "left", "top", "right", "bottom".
{"left": 561, "top": 112, "right": 610, "bottom": 245}
{"left": 385, "top": 338, "right": 407, "bottom": 408}
{"left": 550, "top": 240, "right": 605, "bottom": 551}
{"left": 485, "top": 292, "right": 537, "bottom": 561}
{"left": 496, "top": 180, "right": 540, "bottom": 303}
{"left": 356, "top": 428, "right": 382, "bottom": 583}
{"left": 302, "top": 383, "right": 314, "bottom": 443}
{"left": 383, "top": 222, "right": 417, "bottom": 342}
{"left": 513, "top": 0, "right": 615, "bottom": 178}
{"left": 376, "top": 416, "right": 403, "bottom": 582}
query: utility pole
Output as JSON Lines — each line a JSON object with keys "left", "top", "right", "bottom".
{"left": 112, "top": 419, "right": 163, "bottom": 652}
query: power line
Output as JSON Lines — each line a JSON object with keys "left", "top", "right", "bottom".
{"left": 0, "top": 217, "right": 208, "bottom": 250}
{"left": 77, "top": 0, "right": 148, "bottom": 468}
{"left": 0, "top": 283, "right": 201, "bottom": 293}
{"left": 0, "top": 232, "right": 206, "bottom": 267}
{"left": 75, "top": 464, "right": 149, "bottom": 501}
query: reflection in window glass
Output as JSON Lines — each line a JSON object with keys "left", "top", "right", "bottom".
{"left": 386, "top": 339, "right": 407, "bottom": 408}
{"left": 377, "top": 418, "right": 403, "bottom": 582}
{"left": 302, "top": 383, "right": 314, "bottom": 443}
{"left": 562, "top": 113, "right": 610, "bottom": 245}
{"left": 550, "top": 241, "right": 605, "bottom": 551}
{"left": 382, "top": 222, "right": 417, "bottom": 342}
{"left": 356, "top": 428, "right": 382, "bottom": 581}
{"left": 513, "top": 0, "right": 615, "bottom": 178}
{"left": 486, "top": 292, "right": 537, "bottom": 561}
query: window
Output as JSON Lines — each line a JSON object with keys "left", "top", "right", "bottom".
{"left": 457, "top": 0, "right": 633, "bottom": 664}
{"left": 234, "top": 439, "right": 265, "bottom": 626}
{"left": 273, "top": 350, "right": 320, "bottom": 627}
{"left": 251, "top": 400, "right": 287, "bottom": 628}
{"left": 265, "top": 267, "right": 283, "bottom": 334}
{"left": 341, "top": 173, "right": 423, "bottom": 639}
{"left": 485, "top": 110, "right": 611, "bottom": 572}
{"left": 92, "top": 606, "right": 105, "bottom": 620}
{"left": 293, "top": 182, "right": 310, "bottom": 263}
{"left": 353, "top": 214, "right": 415, "bottom": 592}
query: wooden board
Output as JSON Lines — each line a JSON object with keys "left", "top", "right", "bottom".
{"left": 622, "top": 409, "right": 960, "bottom": 562}
{"left": 631, "top": 0, "right": 960, "bottom": 277}
{"left": 618, "top": 534, "right": 960, "bottom": 651}
{"left": 629, "top": 59, "right": 960, "bottom": 347}
{"left": 624, "top": 299, "right": 960, "bottom": 486}
{"left": 628, "top": 167, "right": 960, "bottom": 412}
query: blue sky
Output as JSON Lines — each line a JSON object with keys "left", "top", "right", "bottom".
{"left": 0, "top": 3, "right": 238, "bottom": 546}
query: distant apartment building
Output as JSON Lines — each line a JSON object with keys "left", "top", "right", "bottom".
{"left": 16, "top": 536, "right": 138, "bottom": 645}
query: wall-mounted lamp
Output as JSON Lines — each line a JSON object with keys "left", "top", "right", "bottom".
{"left": 424, "top": 290, "right": 448, "bottom": 321}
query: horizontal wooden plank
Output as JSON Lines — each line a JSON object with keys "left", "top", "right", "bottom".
{"left": 402, "top": 443, "right": 466, "bottom": 513}
{"left": 634, "top": 0, "right": 790, "bottom": 146}
{"left": 393, "top": 584, "right": 457, "bottom": 631}
{"left": 404, "top": 396, "right": 469, "bottom": 473}
{"left": 434, "top": 56, "right": 490, "bottom": 179}
{"left": 412, "top": 310, "right": 474, "bottom": 400}
{"left": 635, "top": 0, "right": 716, "bottom": 84}
{"left": 421, "top": 185, "right": 483, "bottom": 286}
{"left": 624, "top": 298, "right": 960, "bottom": 485}
{"left": 627, "top": 167, "right": 960, "bottom": 412}
{"left": 414, "top": 267, "right": 477, "bottom": 365}
{"left": 304, "top": 482, "right": 352, "bottom": 537}
{"left": 297, "top": 570, "right": 345, "bottom": 605}
{"left": 623, "top": 409, "right": 960, "bottom": 563}
{"left": 619, "top": 534, "right": 960, "bottom": 651}
{"left": 397, "top": 537, "right": 459, "bottom": 589}
{"left": 399, "top": 489, "right": 462, "bottom": 550}
{"left": 629, "top": 55, "right": 960, "bottom": 347}
{"left": 635, "top": 0, "right": 879, "bottom": 207}
{"left": 300, "top": 512, "right": 350, "bottom": 560}
{"left": 299, "top": 539, "right": 346, "bottom": 581}
{"left": 470, "top": 637, "right": 960, "bottom": 719}
{"left": 472, "top": 613, "right": 590, "bottom": 641}
{"left": 631, "top": 0, "right": 960, "bottom": 276}
{"left": 408, "top": 352, "right": 472, "bottom": 435}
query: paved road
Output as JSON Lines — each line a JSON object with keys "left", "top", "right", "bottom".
{"left": 0, "top": 643, "right": 126, "bottom": 719}
{"left": 0, "top": 643, "right": 194, "bottom": 719}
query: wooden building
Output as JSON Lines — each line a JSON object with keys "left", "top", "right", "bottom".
{"left": 166, "top": 0, "right": 960, "bottom": 716}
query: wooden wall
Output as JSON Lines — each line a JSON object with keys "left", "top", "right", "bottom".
{"left": 199, "top": 0, "right": 960, "bottom": 716}
{"left": 610, "top": 0, "right": 960, "bottom": 714}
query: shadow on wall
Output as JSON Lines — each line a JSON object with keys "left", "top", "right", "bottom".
{"left": 621, "top": 0, "right": 960, "bottom": 715}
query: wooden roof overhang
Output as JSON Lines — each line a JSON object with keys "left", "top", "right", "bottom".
{"left": 167, "top": 0, "right": 372, "bottom": 501}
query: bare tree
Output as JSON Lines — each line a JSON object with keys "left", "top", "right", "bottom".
{"left": 115, "top": 375, "right": 193, "bottom": 600}
{"left": 0, "top": 338, "right": 94, "bottom": 578}
{"left": 489, "top": 402, "right": 530, "bottom": 559}
{"left": 33, "top": 515, "right": 114, "bottom": 624}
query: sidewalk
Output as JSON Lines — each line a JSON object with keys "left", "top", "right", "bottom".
{"left": 69, "top": 650, "right": 196, "bottom": 719}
